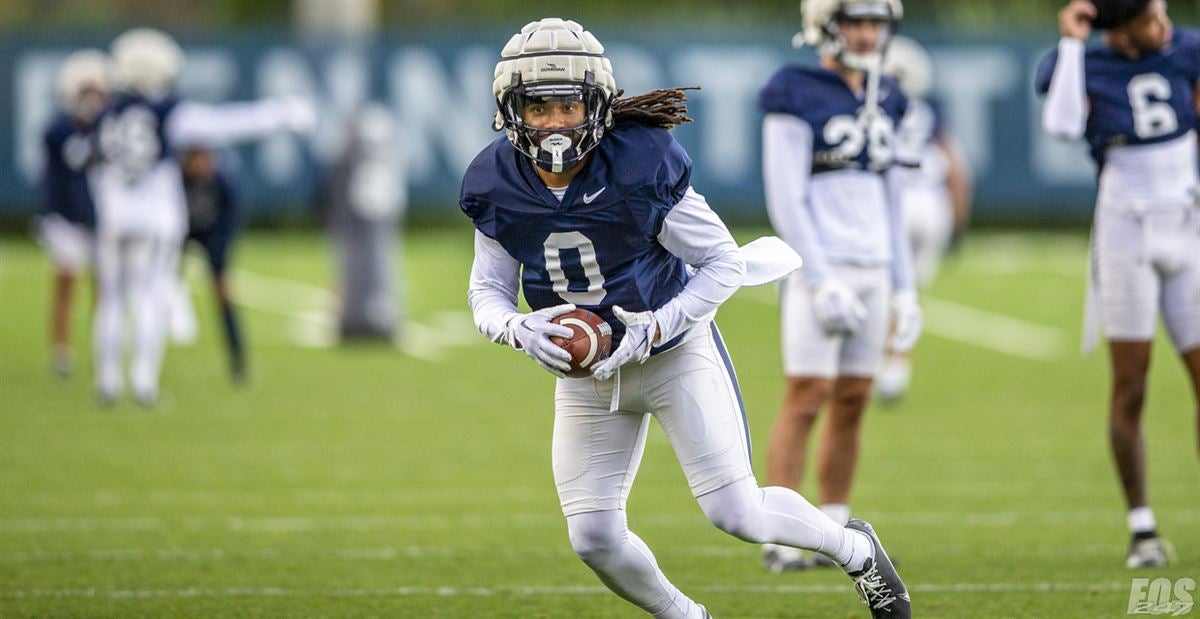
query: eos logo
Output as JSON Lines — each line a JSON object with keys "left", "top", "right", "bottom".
{"left": 1127, "top": 578, "right": 1196, "bottom": 616}
{"left": 542, "top": 62, "right": 566, "bottom": 72}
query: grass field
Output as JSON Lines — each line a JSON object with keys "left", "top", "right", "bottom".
{"left": 1, "top": 227, "right": 1196, "bottom": 618}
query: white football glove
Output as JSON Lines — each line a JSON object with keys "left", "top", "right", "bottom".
{"left": 812, "top": 279, "right": 868, "bottom": 335}
{"left": 279, "top": 97, "right": 318, "bottom": 133}
{"left": 506, "top": 303, "right": 576, "bottom": 377}
{"left": 590, "top": 306, "right": 657, "bottom": 381}
{"left": 889, "top": 290, "right": 923, "bottom": 353}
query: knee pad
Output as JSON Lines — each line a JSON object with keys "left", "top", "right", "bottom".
{"left": 567, "top": 511, "right": 625, "bottom": 569}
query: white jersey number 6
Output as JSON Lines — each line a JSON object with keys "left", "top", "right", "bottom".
{"left": 1128, "top": 73, "right": 1178, "bottom": 140}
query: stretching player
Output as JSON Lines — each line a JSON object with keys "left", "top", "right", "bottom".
{"left": 464, "top": 18, "right": 910, "bottom": 618}
{"left": 759, "top": 0, "right": 921, "bottom": 571}
{"left": 1038, "top": 0, "right": 1199, "bottom": 568}
{"left": 876, "top": 35, "right": 973, "bottom": 402}
{"left": 90, "top": 28, "right": 315, "bottom": 406}
{"left": 40, "top": 50, "right": 108, "bottom": 377}
{"left": 181, "top": 146, "right": 246, "bottom": 384}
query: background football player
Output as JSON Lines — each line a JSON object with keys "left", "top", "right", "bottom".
{"left": 1037, "top": 0, "right": 1199, "bottom": 568}
{"left": 758, "top": 0, "right": 922, "bottom": 572}
{"left": 179, "top": 145, "right": 247, "bottom": 384}
{"left": 464, "top": 18, "right": 909, "bottom": 618}
{"left": 40, "top": 49, "right": 108, "bottom": 378}
{"left": 90, "top": 28, "right": 315, "bottom": 406}
{"left": 876, "top": 35, "right": 974, "bottom": 403}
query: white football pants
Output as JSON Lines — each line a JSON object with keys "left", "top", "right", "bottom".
{"left": 93, "top": 233, "right": 180, "bottom": 400}
{"left": 554, "top": 322, "right": 862, "bottom": 618}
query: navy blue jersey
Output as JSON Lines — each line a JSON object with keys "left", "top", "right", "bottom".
{"left": 759, "top": 65, "right": 909, "bottom": 174}
{"left": 95, "top": 94, "right": 180, "bottom": 181}
{"left": 1036, "top": 28, "right": 1200, "bottom": 168}
{"left": 185, "top": 169, "right": 237, "bottom": 240}
{"left": 42, "top": 113, "right": 96, "bottom": 227}
{"left": 460, "top": 123, "right": 692, "bottom": 351}
{"left": 186, "top": 170, "right": 238, "bottom": 274}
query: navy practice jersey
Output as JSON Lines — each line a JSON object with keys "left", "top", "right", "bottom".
{"left": 95, "top": 94, "right": 180, "bottom": 182}
{"left": 460, "top": 123, "right": 692, "bottom": 351}
{"left": 42, "top": 113, "right": 96, "bottom": 227}
{"left": 1036, "top": 28, "right": 1200, "bottom": 168}
{"left": 759, "top": 65, "right": 909, "bottom": 174}
{"left": 185, "top": 169, "right": 237, "bottom": 240}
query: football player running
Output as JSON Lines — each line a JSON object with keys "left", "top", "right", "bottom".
{"left": 876, "top": 35, "right": 974, "bottom": 403}
{"left": 463, "top": 18, "right": 910, "bottom": 619}
{"left": 758, "top": 0, "right": 921, "bottom": 571}
{"left": 90, "top": 28, "right": 315, "bottom": 406}
{"left": 40, "top": 50, "right": 109, "bottom": 377}
{"left": 1037, "top": 0, "right": 1199, "bottom": 568}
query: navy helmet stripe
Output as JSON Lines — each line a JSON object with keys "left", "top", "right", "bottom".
{"left": 709, "top": 322, "right": 753, "bottom": 468}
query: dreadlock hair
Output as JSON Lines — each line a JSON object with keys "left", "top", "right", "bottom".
{"left": 611, "top": 86, "right": 700, "bottom": 130}
{"left": 1090, "top": 0, "right": 1152, "bottom": 29}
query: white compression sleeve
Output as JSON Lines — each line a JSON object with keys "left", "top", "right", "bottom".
{"left": 762, "top": 113, "right": 831, "bottom": 289}
{"left": 166, "top": 99, "right": 295, "bottom": 148}
{"left": 884, "top": 168, "right": 916, "bottom": 293}
{"left": 653, "top": 187, "right": 746, "bottom": 343}
{"left": 1042, "top": 37, "right": 1088, "bottom": 140}
{"left": 467, "top": 230, "right": 522, "bottom": 345}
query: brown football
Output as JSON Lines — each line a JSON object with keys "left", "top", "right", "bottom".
{"left": 549, "top": 309, "right": 613, "bottom": 378}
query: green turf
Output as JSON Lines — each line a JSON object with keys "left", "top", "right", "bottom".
{"left": 1, "top": 228, "right": 1196, "bottom": 618}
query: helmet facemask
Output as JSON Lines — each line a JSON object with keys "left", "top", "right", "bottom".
{"left": 498, "top": 75, "right": 611, "bottom": 174}
{"left": 820, "top": 6, "right": 896, "bottom": 72}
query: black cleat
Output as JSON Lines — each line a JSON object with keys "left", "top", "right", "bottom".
{"left": 845, "top": 519, "right": 911, "bottom": 618}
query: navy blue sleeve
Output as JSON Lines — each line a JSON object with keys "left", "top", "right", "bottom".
{"left": 41, "top": 129, "right": 67, "bottom": 217}
{"left": 459, "top": 153, "right": 497, "bottom": 239}
{"left": 890, "top": 77, "right": 910, "bottom": 121}
{"left": 759, "top": 68, "right": 804, "bottom": 116}
{"left": 1034, "top": 49, "right": 1058, "bottom": 95}
{"left": 652, "top": 134, "right": 692, "bottom": 209}
{"left": 1176, "top": 28, "right": 1200, "bottom": 83}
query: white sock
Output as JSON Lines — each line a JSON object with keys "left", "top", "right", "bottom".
{"left": 1128, "top": 507, "right": 1156, "bottom": 535}
{"left": 833, "top": 529, "right": 874, "bottom": 572}
{"left": 762, "top": 542, "right": 803, "bottom": 561}
{"left": 820, "top": 503, "right": 850, "bottom": 526}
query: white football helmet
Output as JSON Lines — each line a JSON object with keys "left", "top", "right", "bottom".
{"left": 882, "top": 35, "right": 932, "bottom": 99}
{"left": 110, "top": 28, "right": 183, "bottom": 100}
{"left": 799, "top": 0, "right": 903, "bottom": 71}
{"left": 492, "top": 18, "right": 617, "bottom": 173}
{"left": 56, "top": 49, "right": 109, "bottom": 123}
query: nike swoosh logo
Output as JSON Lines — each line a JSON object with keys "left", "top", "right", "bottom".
{"left": 582, "top": 187, "right": 606, "bottom": 204}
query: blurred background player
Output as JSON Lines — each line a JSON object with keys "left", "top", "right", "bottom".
{"left": 1037, "top": 0, "right": 1199, "bottom": 568}
{"left": 179, "top": 145, "right": 246, "bottom": 383}
{"left": 40, "top": 49, "right": 109, "bottom": 378}
{"left": 758, "top": 0, "right": 922, "bottom": 572}
{"left": 465, "top": 18, "right": 909, "bottom": 618}
{"left": 876, "top": 35, "right": 974, "bottom": 403}
{"left": 90, "top": 27, "right": 316, "bottom": 406}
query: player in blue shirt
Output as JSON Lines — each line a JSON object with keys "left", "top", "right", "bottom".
{"left": 181, "top": 146, "right": 246, "bottom": 384}
{"left": 757, "top": 0, "right": 921, "bottom": 573}
{"left": 464, "top": 18, "right": 909, "bottom": 619}
{"left": 1037, "top": 0, "right": 1199, "bottom": 568}
{"left": 40, "top": 50, "right": 108, "bottom": 377}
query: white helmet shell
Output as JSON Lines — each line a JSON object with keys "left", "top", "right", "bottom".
{"left": 882, "top": 35, "right": 933, "bottom": 99}
{"left": 110, "top": 28, "right": 183, "bottom": 100}
{"left": 799, "top": 0, "right": 903, "bottom": 71}
{"left": 56, "top": 49, "right": 109, "bottom": 121}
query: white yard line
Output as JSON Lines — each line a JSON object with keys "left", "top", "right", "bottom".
{"left": 737, "top": 287, "right": 1067, "bottom": 362}
{"left": 0, "top": 582, "right": 1133, "bottom": 600}
{"left": 219, "top": 267, "right": 481, "bottom": 356}
{"left": 4, "top": 510, "right": 1196, "bottom": 533}
{"left": 920, "top": 295, "right": 1067, "bottom": 361}
{"left": 0, "top": 543, "right": 1126, "bottom": 564}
